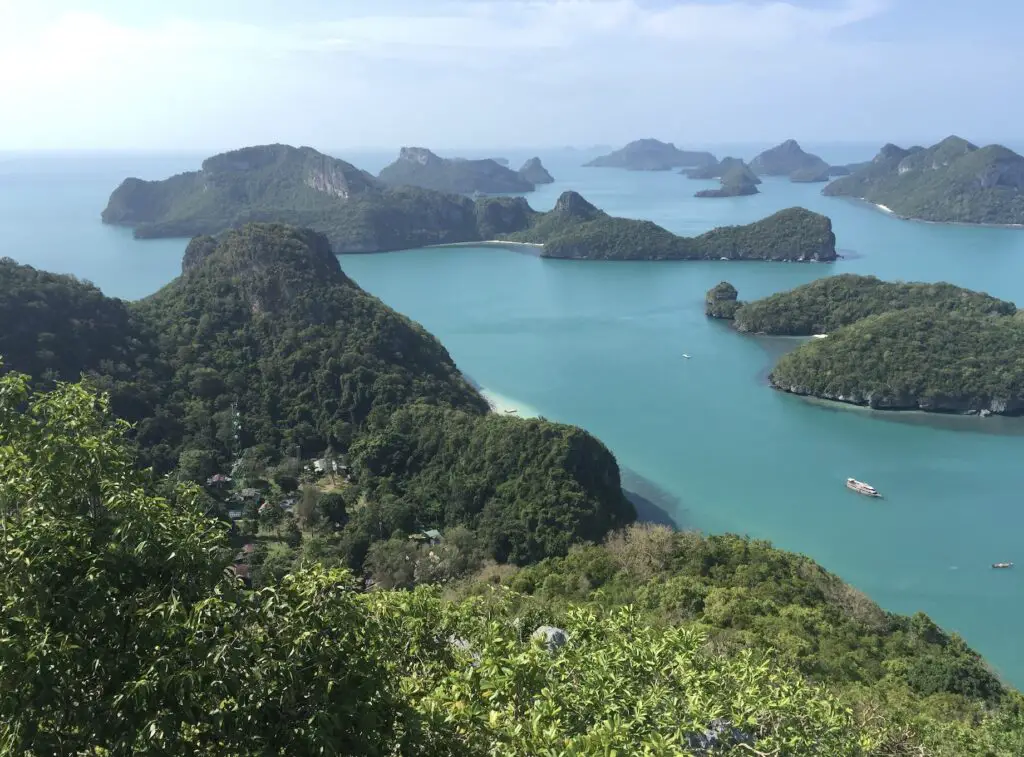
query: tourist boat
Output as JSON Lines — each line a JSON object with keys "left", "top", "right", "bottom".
{"left": 846, "top": 478, "right": 881, "bottom": 497}
{"left": 992, "top": 562, "right": 1014, "bottom": 569}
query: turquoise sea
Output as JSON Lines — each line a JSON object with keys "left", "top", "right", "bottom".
{"left": 3, "top": 144, "right": 1024, "bottom": 686}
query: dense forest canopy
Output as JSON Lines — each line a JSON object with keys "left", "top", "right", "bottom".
{"left": 769, "top": 307, "right": 1024, "bottom": 413}
{"left": 728, "top": 273, "right": 1015, "bottom": 335}
{"left": 503, "top": 193, "right": 836, "bottom": 261}
{"left": 2, "top": 374, "right": 1021, "bottom": 755}
{"left": 711, "top": 274, "right": 1024, "bottom": 414}
{"left": 823, "top": 135, "right": 1024, "bottom": 224}
{"left": 0, "top": 224, "right": 636, "bottom": 574}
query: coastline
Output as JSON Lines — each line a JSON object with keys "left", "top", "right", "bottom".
{"left": 425, "top": 240, "right": 545, "bottom": 253}
{"left": 479, "top": 387, "right": 541, "bottom": 419}
{"left": 838, "top": 196, "right": 1024, "bottom": 229}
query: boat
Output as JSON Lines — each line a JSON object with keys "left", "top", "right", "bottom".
{"left": 992, "top": 562, "right": 1014, "bottom": 569}
{"left": 504, "top": 409, "right": 518, "bottom": 414}
{"left": 846, "top": 477, "right": 881, "bottom": 497}
{"left": 682, "top": 354, "right": 691, "bottom": 359}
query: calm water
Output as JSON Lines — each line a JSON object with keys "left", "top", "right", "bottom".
{"left": 3, "top": 145, "right": 1024, "bottom": 686}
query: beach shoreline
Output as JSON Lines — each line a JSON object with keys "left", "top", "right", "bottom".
{"left": 425, "top": 240, "right": 545, "bottom": 252}
{"left": 479, "top": 387, "right": 540, "bottom": 419}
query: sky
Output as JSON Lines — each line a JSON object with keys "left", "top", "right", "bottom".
{"left": 0, "top": 0, "right": 1021, "bottom": 151}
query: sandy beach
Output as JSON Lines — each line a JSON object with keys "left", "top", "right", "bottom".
{"left": 425, "top": 240, "right": 545, "bottom": 252}
{"left": 479, "top": 387, "right": 540, "bottom": 419}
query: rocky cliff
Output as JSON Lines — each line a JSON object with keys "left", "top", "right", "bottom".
{"left": 518, "top": 157, "right": 555, "bottom": 184}
{"left": 750, "top": 140, "right": 829, "bottom": 181}
{"left": 378, "top": 147, "right": 535, "bottom": 194}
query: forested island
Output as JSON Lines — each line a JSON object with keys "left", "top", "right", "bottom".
{"left": 750, "top": 139, "right": 831, "bottom": 181}
{"left": 100, "top": 144, "right": 836, "bottom": 261}
{"left": 823, "top": 136, "right": 1024, "bottom": 224}
{"left": 377, "top": 146, "right": 536, "bottom": 194}
{"left": 694, "top": 159, "right": 761, "bottom": 198}
{"left": 584, "top": 138, "right": 717, "bottom": 171}
{"left": 497, "top": 192, "right": 836, "bottom": 260}
{"left": 2, "top": 229, "right": 1022, "bottom": 753}
{"left": 708, "top": 274, "right": 1024, "bottom": 414}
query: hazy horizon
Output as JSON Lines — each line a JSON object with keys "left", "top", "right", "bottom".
{"left": 2, "top": 0, "right": 1022, "bottom": 151}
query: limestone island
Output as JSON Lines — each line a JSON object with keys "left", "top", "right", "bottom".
{"left": 101, "top": 144, "right": 835, "bottom": 261}
{"left": 487, "top": 192, "right": 835, "bottom": 261}
{"left": 704, "top": 281, "right": 741, "bottom": 318}
{"left": 518, "top": 157, "right": 555, "bottom": 185}
{"left": 694, "top": 159, "right": 761, "bottom": 198}
{"left": 584, "top": 139, "right": 717, "bottom": 171}
{"left": 708, "top": 274, "right": 1024, "bottom": 415}
{"left": 750, "top": 140, "right": 831, "bottom": 183}
{"left": 822, "top": 135, "right": 1024, "bottom": 225}
{"left": 377, "top": 146, "right": 535, "bottom": 194}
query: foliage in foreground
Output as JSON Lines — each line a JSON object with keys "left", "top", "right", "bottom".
{"left": 3, "top": 374, "right": 1023, "bottom": 755}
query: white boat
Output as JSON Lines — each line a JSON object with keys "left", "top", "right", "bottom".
{"left": 682, "top": 354, "right": 691, "bottom": 359}
{"left": 846, "top": 477, "right": 881, "bottom": 497}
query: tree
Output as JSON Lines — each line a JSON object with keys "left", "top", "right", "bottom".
{"left": 176, "top": 447, "right": 218, "bottom": 484}
{"left": 0, "top": 371, "right": 414, "bottom": 755}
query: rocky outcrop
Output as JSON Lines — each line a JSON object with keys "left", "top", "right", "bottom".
{"left": 378, "top": 147, "right": 535, "bottom": 194}
{"left": 750, "top": 140, "right": 829, "bottom": 181}
{"left": 531, "top": 626, "right": 569, "bottom": 653}
{"left": 705, "top": 282, "right": 742, "bottom": 318}
{"left": 695, "top": 159, "right": 760, "bottom": 197}
{"left": 518, "top": 157, "right": 555, "bottom": 184}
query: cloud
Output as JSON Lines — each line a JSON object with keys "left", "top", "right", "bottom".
{"left": 0, "top": 0, "right": 1016, "bottom": 149}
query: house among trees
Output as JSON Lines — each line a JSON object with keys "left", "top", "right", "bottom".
{"left": 410, "top": 529, "right": 443, "bottom": 545}
{"left": 206, "top": 473, "right": 232, "bottom": 488}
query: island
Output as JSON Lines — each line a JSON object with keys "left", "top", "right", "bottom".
{"left": 518, "top": 156, "right": 555, "bottom": 184}
{"left": 101, "top": 144, "right": 835, "bottom": 261}
{"left": 706, "top": 274, "right": 1024, "bottom": 415}
{"left": 495, "top": 192, "right": 836, "bottom": 261}
{"left": 705, "top": 281, "right": 742, "bottom": 318}
{"left": 694, "top": 159, "right": 761, "bottom": 198}
{"left": 750, "top": 139, "right": 830, "bottom": 181}
{"left": 720, "top": 274, "right": 1014, "bottom": 334}
{"left": 584, "top": 139, "right": 717, "bottom": 171}
{"left": 822, "top": 135, "right": 1024, "bottom": 225}
{"left": 377, "top": 146, "right": 535, "bottom": 194}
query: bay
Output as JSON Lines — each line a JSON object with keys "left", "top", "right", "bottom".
{"left": 3, "top": 144, "right": 1024, "bottom": 686}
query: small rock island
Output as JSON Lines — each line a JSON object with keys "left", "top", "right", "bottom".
{"left": 518, "top": 157, "right": 555, "bottom": 184}
{"left": 694, "top": 159, "right": 761, "bottom": 198}
{"left": 705, "top": 282, "right": 742, "bottom": 318}
{"left": 378, "top": 147, "right": 536, "bottom": 194}
{"left": 750, "top": 140, "right": 831, "bottom": 182}
{"left": 822, "top": 135, "right": 1024, "bottom": 225}
{"left": 585, "top": 139, "right": 717, "bottom": 171}
{"left": 708, "top": 274, "right": 1024, "bottom": 415}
